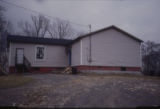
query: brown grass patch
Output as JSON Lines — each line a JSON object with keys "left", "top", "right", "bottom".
{"left": 0, "top": 75, "right": 34, "bottom": 89}
{"left": 79, "top": 73, "right": 160, "bottom": 80}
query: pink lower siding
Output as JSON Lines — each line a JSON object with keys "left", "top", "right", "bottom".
{"left": 9, "top": 66, "right": 141, "bottom": 73}
{"left": 32, "top": 67, "right": 64, "bottom": 72}
{"left": 9, "top": 67, "right": 64, "bottom": 73}
{"left": 126, "top": 67, "right": 141, "bottom": 72}
{"left": 75, "top": 66, "right": 141, "bottom": 72}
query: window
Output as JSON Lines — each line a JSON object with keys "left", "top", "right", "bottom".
{"left": 36, "top": 47, "right": 44, "bottom": 60}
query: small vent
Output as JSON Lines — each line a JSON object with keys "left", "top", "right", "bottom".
{"left": 121, "top": 67, "right": 126, "bottom": 71}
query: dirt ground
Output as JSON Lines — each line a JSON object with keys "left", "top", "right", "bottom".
{"left": 0, "top": 73, "right": 160, "bottom": 108}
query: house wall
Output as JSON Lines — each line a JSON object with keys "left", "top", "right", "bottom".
{"left": 81, "top": 29, "right": 141, "bottom": 67}
{"left": 71, "top": 40, "right": 80, "bottom": 66}
{"left": 9, "top": 42, "right": 68, "bottom": 68}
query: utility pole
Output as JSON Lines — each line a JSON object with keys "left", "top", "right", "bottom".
{"left": 89, "top": 24, "right": 91, "bottom": 33}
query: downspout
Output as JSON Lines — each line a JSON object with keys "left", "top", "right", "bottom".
{"left": 80, "top": 39, "right": 83, "bottom": 65}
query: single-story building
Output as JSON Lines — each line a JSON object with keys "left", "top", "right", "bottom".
{"left": 7, "top": 25, "right": 143, "bottom": 74}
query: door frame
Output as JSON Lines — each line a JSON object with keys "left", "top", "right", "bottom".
{"left": 15, "top": 48, "right": 24, "bottom": 65}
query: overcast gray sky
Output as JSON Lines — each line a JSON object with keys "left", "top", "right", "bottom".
{"left": 1, "top": 0, "right": 160, "bottom": 42}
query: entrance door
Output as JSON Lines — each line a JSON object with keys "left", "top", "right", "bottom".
{"left": 16, "top": 48, "right": 24, "bottom": 64}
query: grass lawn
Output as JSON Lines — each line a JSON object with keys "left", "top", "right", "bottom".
{"left": 0, "top": 75, "right": 34, "bottom": 89}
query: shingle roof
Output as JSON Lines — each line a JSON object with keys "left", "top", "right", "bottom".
{"left": 7, "top": 35, "right": 73, "bottom": 46}
{"left": 7, "top": 25, "right": 143, "bottom": 46}
{"left": 72, "top": 25, "right": 143, "bottom": 44}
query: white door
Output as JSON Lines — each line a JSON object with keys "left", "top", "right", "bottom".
{"left": 16, "top": 49, "right": 24, "bottom": 64}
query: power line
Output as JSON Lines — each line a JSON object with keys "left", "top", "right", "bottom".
{"left": 0, "top": 0, "right": 89, "bottom": 28}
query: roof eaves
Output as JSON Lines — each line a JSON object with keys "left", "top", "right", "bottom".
{"left": 7, "top": 35, "right": 73, "bottom": 46}
{"left": 71, "top": 25, "right": 143, "bottom": 44}
{"left": 111, "top": 25, "right": 143, "bottom": 42}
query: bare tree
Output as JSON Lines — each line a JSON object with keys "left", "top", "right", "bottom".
{"left": 0, "top": 6, "right": 6, "bottom": 33}
{"left": 18, "top": 21, "right": 34, "bottom": 36}
{"left": 141, "top": 41, "right": 160, "bottom": 76}
{"left": 0, "top": 6, "right": 14, "bottom": 34}
{"left": 19, "top": 15, "right": 85, "bottom": 39}
{"left": 18, "top": 14, "right": 50, "bottom": 37}
{"left": 0, "top": 5, "right": 9, "bottom": 75}
{"left": 6, "top": 21, "right": 14, "bottom": 34}
{"left": 48, "top": 18, "right": 74, "bottom": 39}
{"left": 31, "top": 15, "right": 49, "bottom": 37}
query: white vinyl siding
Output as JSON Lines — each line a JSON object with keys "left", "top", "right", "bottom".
{"left": 9, "top": 43, "right": 68, "bottom": 67}
{"left": 71, "top": 40, "right": 81, "bottom": 66}
{"left": 82, "top": 29, "right": 141, "bottom": 67}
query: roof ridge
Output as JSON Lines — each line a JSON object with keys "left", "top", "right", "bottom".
{"left": 74, "top": 25, "right": 143, "bottom": 42}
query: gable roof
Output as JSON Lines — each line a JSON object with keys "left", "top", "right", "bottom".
{"left": 73, "top": 25, "right": 143, "bottom": 43}
{"left": 7, "top": 25, "right": 143, "bottom": 46}
{"left": 7, "top": 35, "right": 73, "bottom": 46}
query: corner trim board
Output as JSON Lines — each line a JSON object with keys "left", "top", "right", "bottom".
{"left": 80, "top": 39, "right": 83, "bottom": 65}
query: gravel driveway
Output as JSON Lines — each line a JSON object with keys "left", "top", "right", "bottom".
{"left": 0, "top": 74, "right": 160, "bottom": 108}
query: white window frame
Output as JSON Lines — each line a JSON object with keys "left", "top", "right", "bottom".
{"left": 35, "top": 45, "right": 46, "bottom": 61}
